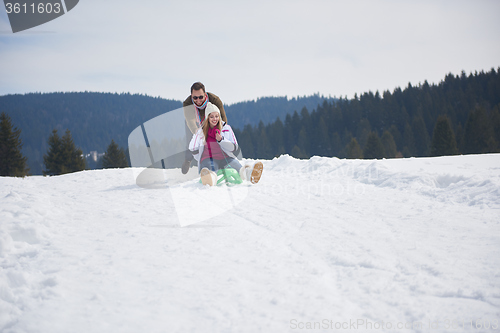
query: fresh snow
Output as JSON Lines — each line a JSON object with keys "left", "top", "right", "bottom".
{"left": 1, "top": 154, "right": 499, "bottom": 332}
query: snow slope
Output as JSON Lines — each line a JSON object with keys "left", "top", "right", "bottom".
{"left": 1, "top": 154, "right": 499, "bottom": 332}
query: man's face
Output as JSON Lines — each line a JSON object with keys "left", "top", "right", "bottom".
{"left": 191, "top": 89, "right": 206, "bottom": 107}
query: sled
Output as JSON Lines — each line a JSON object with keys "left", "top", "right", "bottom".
{"left": 199, "top": 167, "right": 243, "bottom": 186}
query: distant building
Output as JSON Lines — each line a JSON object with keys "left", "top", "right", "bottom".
{"left": 86, "top": 151, "right": 105, "bottom": 169}
{"left": 89, "top": 151, "right": 98, "bottom": 162}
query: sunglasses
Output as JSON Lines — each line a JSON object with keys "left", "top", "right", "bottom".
{"left": 192, "top": 95, "right": 205, "bottom": 100}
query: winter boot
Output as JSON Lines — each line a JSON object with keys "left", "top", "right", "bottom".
{"left": 200, "top": 167, "right": 217, "bottom": 186}
{"left": 249, "top": 161, "right": 263, "bottom": 184}
{"left": 239, "top": 165, "right": 250, "bottom": 181}
{"left": 239, "top": 161, "right": 264, "bottom": 184}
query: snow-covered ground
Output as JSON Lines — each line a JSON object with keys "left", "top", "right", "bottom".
{"left": 1, "top": 154, "right": 499, "bottom": 332}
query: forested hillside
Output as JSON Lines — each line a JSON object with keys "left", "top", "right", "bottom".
{"left": 0, "top": 93, "right": 181, "bottom": 174}
{"left": 235, "top": 69, "right": 500, "bottom": 159}
{"left": 225, "top": 94, "right": 336, "bottom": 128}
{"left": 0, "top": 92, "right": 333, "bottom": 174}
{"left": 1, "top": 69, "right": 499, "bottom": 174}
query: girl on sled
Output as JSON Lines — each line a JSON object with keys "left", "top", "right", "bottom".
{"left": 189, "top": 102, "right": 263, "bottom": 186}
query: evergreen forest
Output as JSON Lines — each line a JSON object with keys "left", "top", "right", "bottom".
{"left": 0, "top": 68, "right": 499, "bottom": 175}
{"left": 0, "top": 92, "right": 333, "bottom": 174}
{"left": 0, "top": 93, "right": 181, "bottom": 174}
{"left": 235, "top": 69, "right": 500, "bottom": 160}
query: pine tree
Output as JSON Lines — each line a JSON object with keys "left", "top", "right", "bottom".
{"left": 290, "top": 145, "right": 307, "bottom": 159}
{"left": 330, "top": 132, "right": 342, "bottom": 157}
{"left": 300, "top": 107, "right": 312, "bottom": 132}
{"left": 102, "top": 139, "right": 129, "bottom": 168}
{"left": 290, "top": 111, "right": 301, "bottom": 138}
{"left": 402, "top": 122, "right": 415, "bottom": 157}
{"left": 43, "top": 129, "right": 86, "bottom": 176}
{"left": 356, "top": 118, "right": 372, "bottom": 150}
{"left": 490, "top": 105, "right": 500, "bottom": 147}
{"left": 297, "top": 127, "right": 309, "bottom": 157}
{"left": 255, "top": 121, "right": 273, "bottom": 159}
{"left": 430, "top": 115, "right": 459, "bottom": 156}
{"left": 412, "top": 116, "right": 430, "bottom": 156}
{"left": 284, "top": 114, "right": 295, "bottom": 153}
{"left": 237, "top": 125, "right": 255, "bottom": 158}
{"left": 455, "top": 124, "right": 465, "bottom": 153}
{"left": 388, "top": 124, "right": 403, "bottom": 152}
{"left": 269, "top": 117, "right": 285, "bottom": 157}
{"left": 381, "top": 131, "right": 397, "bottom": 158}
{"left": 346, "top": 138, "right": 363, "bottom": 159}
{"left": 363, "top": 132, "right": 385, "bottom": 159}
{"left": 61, "top": 129, "right": 86, "bottom": 173}
{"left": 0, "top": 112, "right": 29, "bottom": 176}
{"left": 314, "top": 116, "right": 330, "bottom": 156}
{"left": 463, "top": 106, "right": 498, "bottom": 154}
{"left": 43, "top": 129, "right": 63, "bottom": 176}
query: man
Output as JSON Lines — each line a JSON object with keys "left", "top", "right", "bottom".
{"left": 181, "top": 82, "right": 227, "bottom": 174}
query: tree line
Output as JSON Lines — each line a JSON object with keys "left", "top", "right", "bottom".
{"left": 0, "top": 111, "right": 128, "bottom": 177}
{"left": 0, "top": 92, "right": 332, "bottom": 174}
{"left": 234, "top": 68, "right": 500, "bottom": 159}
{"left": 225, "top": 94, "right": 337, "bottom": 129}
{"left": 1, "top": 69, "right": 499, "bottom": 176}
{"left": 0, "top": 92, "right": 181, "bottom": 174}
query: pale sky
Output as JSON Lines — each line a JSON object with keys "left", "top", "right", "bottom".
{"left": 1, "top": 0, "right": 499, "bottom": 104}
